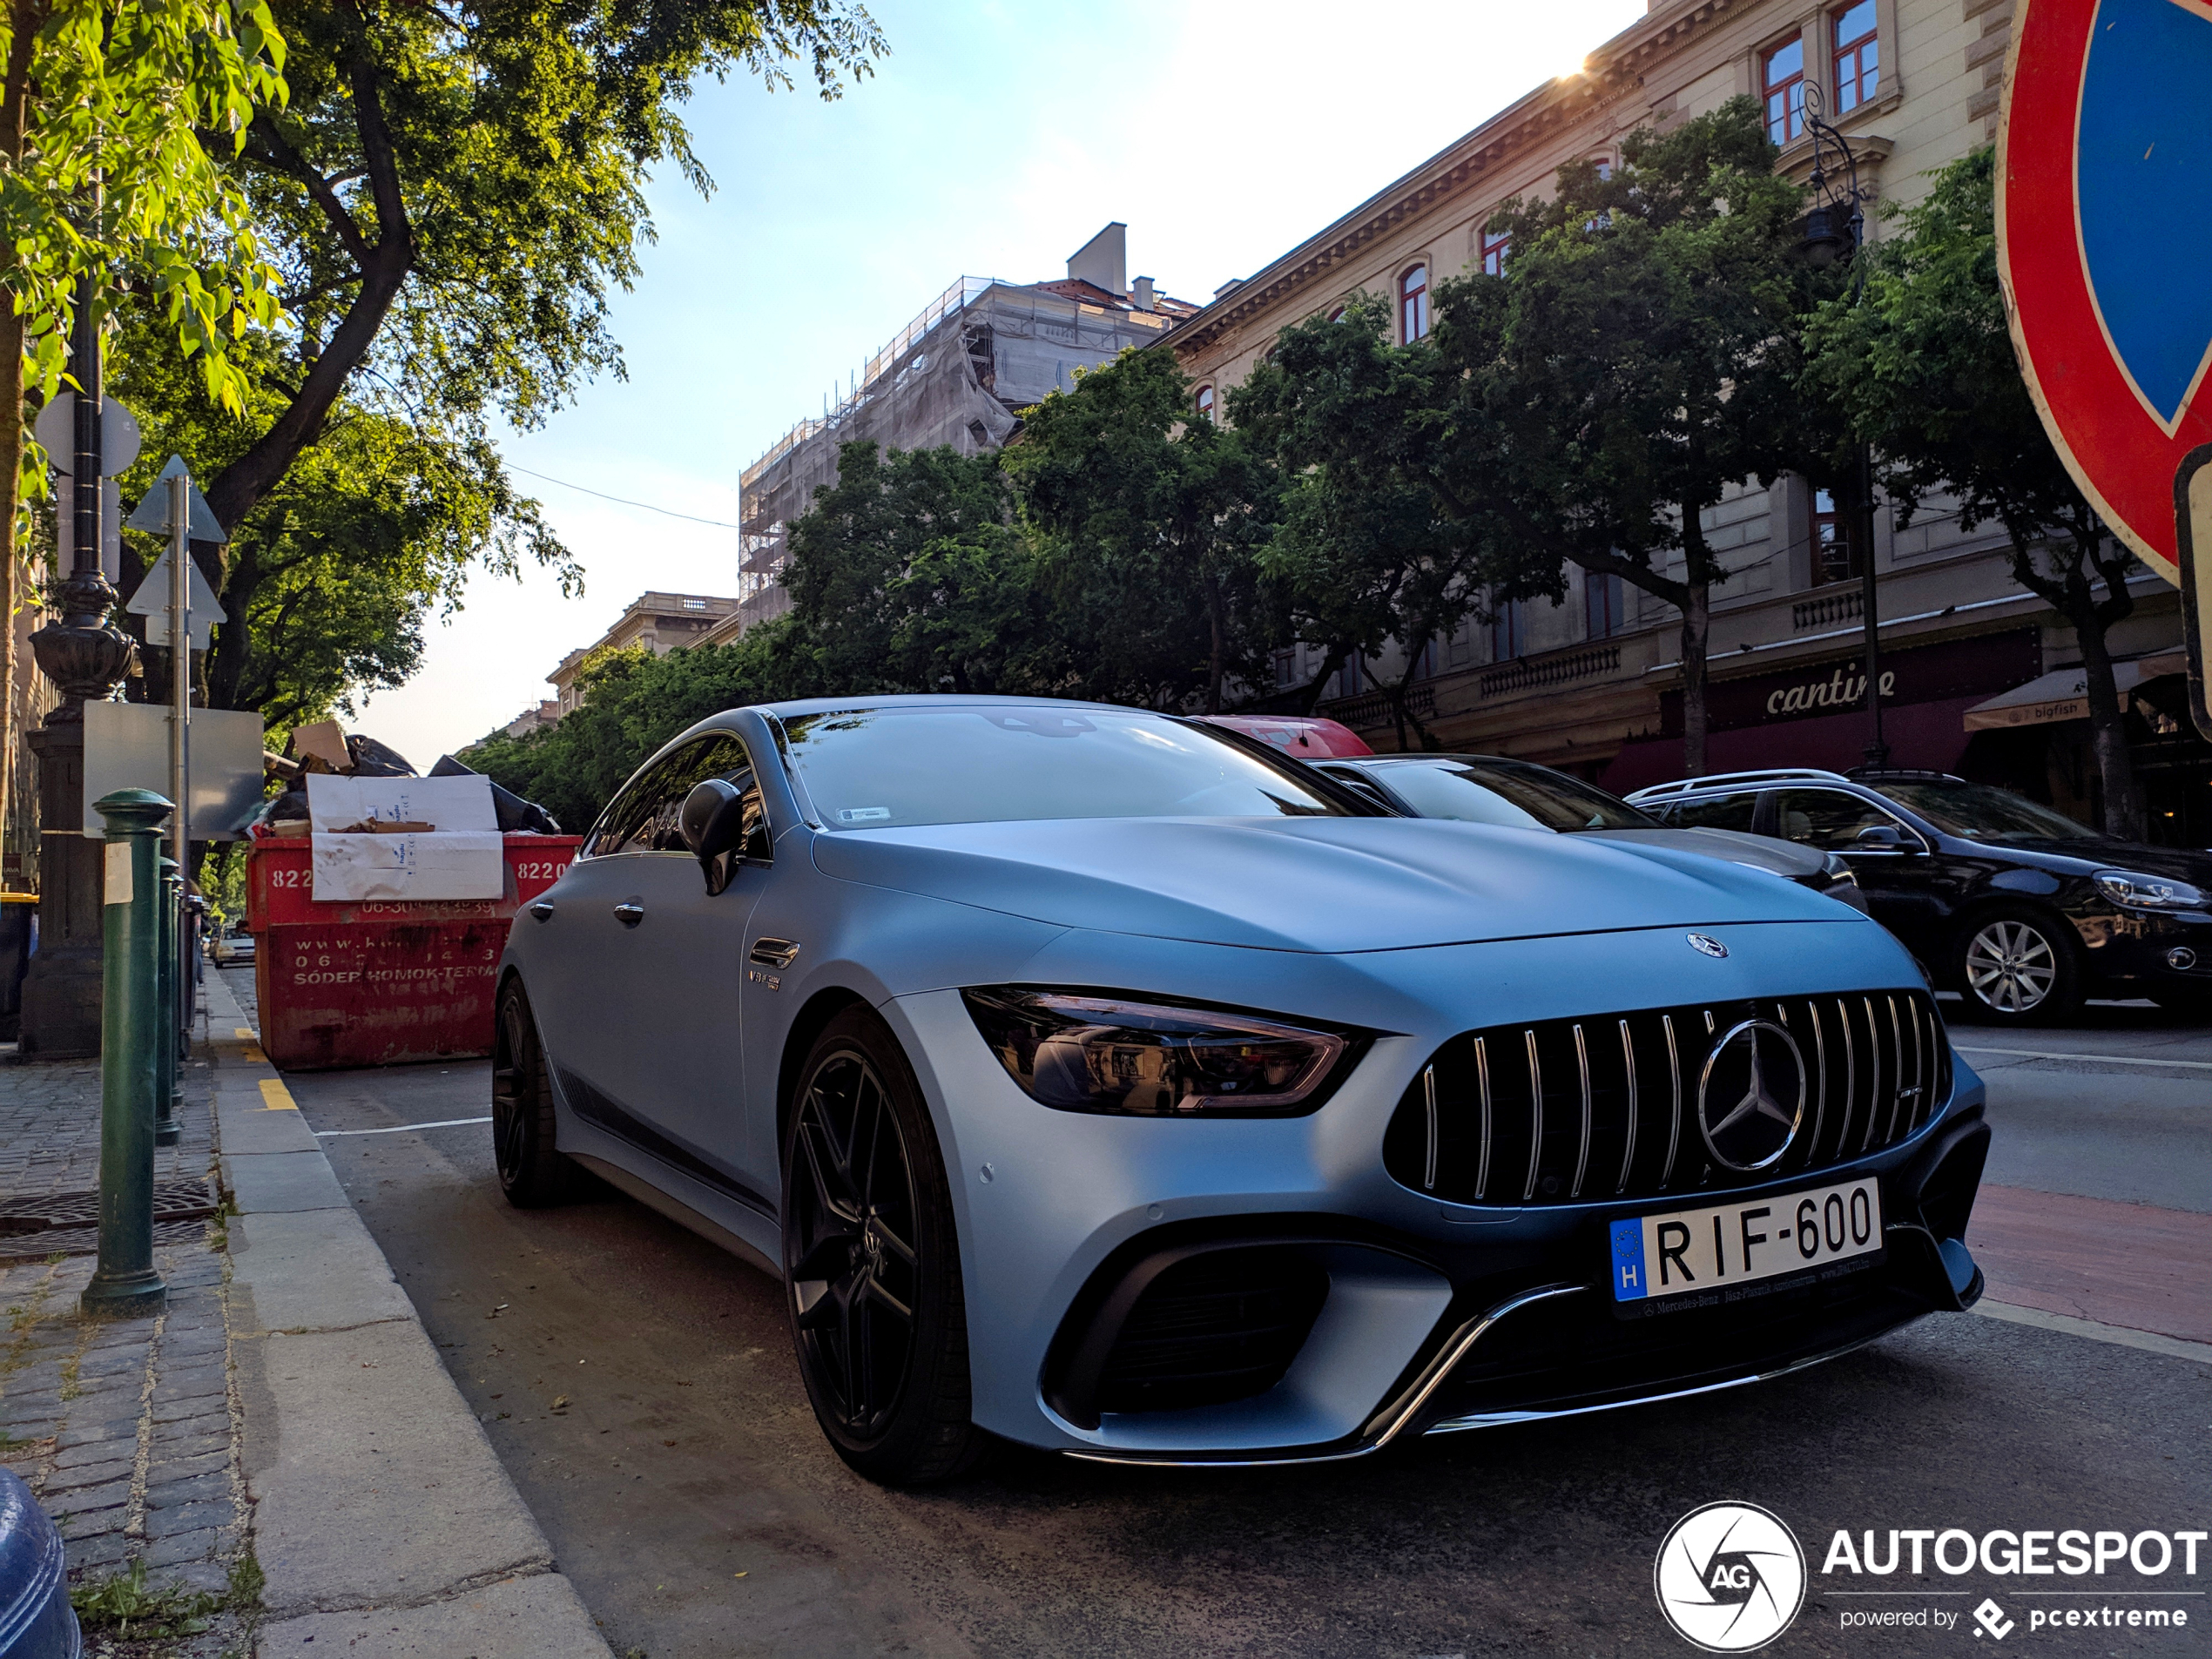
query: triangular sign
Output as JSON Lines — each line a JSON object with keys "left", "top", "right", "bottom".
{"left": 124, "top": 455, "right": 226, "bottom": 543}
{"left": 125, "top": 544, "right": 223, "bottom": 624}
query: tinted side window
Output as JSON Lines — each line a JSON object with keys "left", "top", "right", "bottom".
{"left": 1670, "top": 791, "right": 1757, "bottom": 832}
{"left": 585, "top": 735, "right": 757, "bottom": 858}
{"left": 1772, "top": 788, "right": 1904, "bottom": 850}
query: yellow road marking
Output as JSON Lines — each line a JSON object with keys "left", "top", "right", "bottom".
{"left": 233, "top": 1027, "right": 269, "bottom": 1064}
{"left": 260, "top": 1078, "right": 298, "bottom": 1111}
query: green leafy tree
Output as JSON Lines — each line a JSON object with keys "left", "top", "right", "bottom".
{"left": 781, "top": 441, "right": 1049, "bottom": 697}
{"left": 1230, "top": 293, "right": 1487, "bottom": 746}
{"left": 462, "top": 622, "right": 800, "bottom": 833}
{"left": 1006, "top": 347, "right": 1274, "bottom": 713}
{"left": 1466, "top": 98, "right": 1818, "bottom": 775}
{"left": 106, "top": 308, "right": 566, "bottom": 732}
{"left": 1802, "top": 148, "right": 2146, "bottom": 836}
{"left": 2, "top": 0, "right": 288, "bottom": 858}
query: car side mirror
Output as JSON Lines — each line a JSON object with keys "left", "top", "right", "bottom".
{"left": 680, "top": 779, "right": 753, "bottom": 893}
{"left": 1853, "top": 824, "right": 1915, "bottom": 852}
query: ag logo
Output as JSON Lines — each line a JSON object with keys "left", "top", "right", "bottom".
{"left": 1654, "top": 1501, "right": 1806, "bottom": 1652}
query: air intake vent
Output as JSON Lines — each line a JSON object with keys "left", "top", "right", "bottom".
{"left": 1384, "top": 990, "right": 1950, "bottom": 1208}
{"left": 1091, "top": 1249, "right": 1329, "bottom": 1415}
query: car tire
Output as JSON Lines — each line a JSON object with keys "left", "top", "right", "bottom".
{"left": 1955, "top": 907, "right": 2083, "bottom": 1026}
{"left": 491, "top": 979, "right": 586, "bottom": 1207}
{"left": 781, "top": 1008, "right": 986, "bottom": 1487}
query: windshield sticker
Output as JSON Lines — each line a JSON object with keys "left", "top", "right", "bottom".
{"left": 837, "top": 806, "right": 893, "bottom": 824}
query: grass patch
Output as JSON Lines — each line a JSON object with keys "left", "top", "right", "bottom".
{"left": 71, "top": 1551, "right": 265, "bottom": 1641}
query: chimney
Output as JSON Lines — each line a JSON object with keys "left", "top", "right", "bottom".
{"left": 1066, "top": 222, "right": 1127, "bottom": 298}
{"left": 1131, "top": 275, "right": 1156, "bottom": 311}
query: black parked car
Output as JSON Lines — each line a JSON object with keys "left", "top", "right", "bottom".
{"left": 1626, "top": 768, "right": 2212, "bottom": 1024}
{"left": 1312, "top": 753, "right": 1872, "bottom": 912}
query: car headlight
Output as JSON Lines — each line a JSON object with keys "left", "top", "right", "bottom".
{"left": 2092, "top": 869, "right": 2207, "bottom": 910}
{"left": 961, "top": 987, "right": 1359, "bottom": 1116}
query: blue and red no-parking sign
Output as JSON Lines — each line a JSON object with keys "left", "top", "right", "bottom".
{"left": 1998, "top": 0, "right": 2212, "bottom": 731}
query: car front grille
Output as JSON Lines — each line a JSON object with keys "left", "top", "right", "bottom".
{"left": 1383, "top": 989, "right": 1950, "bottom": 1208}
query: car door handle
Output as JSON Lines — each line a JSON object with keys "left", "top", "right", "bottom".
{"left": 529, "top": 900, "right": 555, "bottom": 921}
{"left": 613, "top": 901, "right": 644, "bottom": 927}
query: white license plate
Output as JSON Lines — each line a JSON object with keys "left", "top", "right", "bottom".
{"left": 1609, "top": 1178, "right": 1883, "bottom": 1306}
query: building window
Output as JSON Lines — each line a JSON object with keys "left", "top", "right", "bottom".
{"left": 1273, "top": 647, "right": 1298, "bottom": 690}
{"left": 1584, "top": 570, "right": 1625, "bottom": 639}
{"left": 1399, "top": 264, "right": 1430, "bottom": 343}
{"left": 1763, "top": 35, "right": 1806, "bottom": 145}
{"left": 1592, "top": 158, "right": 1615, "bottom": 181}
{"left": 1338, "top": 655, "right": 1365, "bottom": 698}
{"left": 1488, "top": 597, "right": 1527, "bottom": 661}
{"left": 1811, "top": 487, "right": 1860, "bottom": 585}
{"left": 1195, "top": 384, "right": 1215, "bottom": 422}
{"left": 1480, "top": 231, "right": 1510, "bottom": 277}
{"left": 1833, "top": 0, "right": 1879, "bottom": 114}
{"left": 1326, "top": 304, "right": 1348, "bottom": 323}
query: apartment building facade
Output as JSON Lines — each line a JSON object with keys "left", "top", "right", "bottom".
{"left": 1170, "top": 0, "right": 2208, "bottom": 843}
{"left": 543, "top": 590, "right": 742, "bottom": 719}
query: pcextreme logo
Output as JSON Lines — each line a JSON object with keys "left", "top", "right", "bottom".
{"left": 1655, "top": 1501, "right": 1809, "bottom": 1652}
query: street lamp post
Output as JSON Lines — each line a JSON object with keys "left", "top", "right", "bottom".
{"left": 1797, "top": 86, "right": 1890, "bottom": 772}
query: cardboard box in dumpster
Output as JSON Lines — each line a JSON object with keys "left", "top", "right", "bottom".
{"left": 307, "top": 774, "right": 503, "bottom": 902}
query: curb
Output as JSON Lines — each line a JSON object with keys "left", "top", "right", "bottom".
{"left": 200, "top": 969, "right": 612, "bottom": 1657}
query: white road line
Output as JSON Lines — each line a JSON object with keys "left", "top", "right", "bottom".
{"left": 1974, "top": 1300, "right": 2212, "bottom": 1361}
{"left": 1954, "top": 1044, "right": 2212, "bottom": 1071}
{"left": 314, "top": 1116, "right": 493, "bottom": 1136}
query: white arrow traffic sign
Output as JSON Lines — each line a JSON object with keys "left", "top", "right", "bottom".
{"left": 31, "top": 394, "right": 141, "bottom": 476}
{"left": 125, "top": 545, "right": 222, "bottom": 649}
{"left": 124, "top": 455, "right": 226, "bottom": 543}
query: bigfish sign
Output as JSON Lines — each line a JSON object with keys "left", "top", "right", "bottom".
{"left": 1997, "top": 0, "right": 2212, "bottom": 735}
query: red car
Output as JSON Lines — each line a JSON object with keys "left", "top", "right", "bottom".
{"left": 1195, "top": 714, "right": 1373, "bottom": 759}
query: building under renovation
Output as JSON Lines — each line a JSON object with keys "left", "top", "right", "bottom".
{"left": 717, "top": 224, "right": 1196, "bottom": 637}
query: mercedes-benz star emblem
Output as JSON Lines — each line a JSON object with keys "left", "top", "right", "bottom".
{"left": 1696, "top": 1020, "right": 1807, "bottom": 1171}
{"left": 1687, "top": 933, "right": 1729, "bottom": 958}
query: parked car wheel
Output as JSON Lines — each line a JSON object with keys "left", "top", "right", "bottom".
{"left": 1958, "top": 907, "right": 2082, "bottom": 1025}
{"left": 491, "top": 981, "right": 585, "bottom": 1207}
{"left": 782, "top": 1008, "right": 984, "bottom": 1486}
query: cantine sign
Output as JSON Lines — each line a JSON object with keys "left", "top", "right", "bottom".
{"left": 1659, "top": 630, "right": 2042, "bottom": 738}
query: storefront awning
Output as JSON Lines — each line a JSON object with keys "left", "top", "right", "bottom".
{"left": 1961, "top": 652, "right": 2188, "bottom": 731}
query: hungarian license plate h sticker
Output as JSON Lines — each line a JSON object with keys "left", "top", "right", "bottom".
{"left": 1610, "top": 1179, "right": 1882, "bottom": 1304}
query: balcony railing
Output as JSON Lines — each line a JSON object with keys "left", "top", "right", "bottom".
{"left": 1792, "top": 589, "right": 1863, "bottom": 631}
{"left": 1478, "top": 642, "right": 1621, "bottom": 698}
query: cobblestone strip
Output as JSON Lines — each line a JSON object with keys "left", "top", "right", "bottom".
{"left": 122, "top": 1307, "right": 165, "bottom": 1542}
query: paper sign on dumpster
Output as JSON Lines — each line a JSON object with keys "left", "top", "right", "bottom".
{"left": 306, "top": 774, "right": 505, "bottom": 902}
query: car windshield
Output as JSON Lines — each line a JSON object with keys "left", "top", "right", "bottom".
{"left": 777, "top": 706, "right": 1347, "bottom": 830}
{"left": 1869, "top": 779, "right": 2103, "bottom": 842}
{"left": 1365, "top": 759, "right": 1657, "bottom": 832}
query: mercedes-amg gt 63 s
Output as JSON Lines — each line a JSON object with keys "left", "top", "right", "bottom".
{"left": 493, "top": 698, "right": 1991, "bottom": 1484}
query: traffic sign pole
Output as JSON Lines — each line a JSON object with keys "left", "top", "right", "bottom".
{"left": 168, "top": 471, "right": 191, "bottom": 887}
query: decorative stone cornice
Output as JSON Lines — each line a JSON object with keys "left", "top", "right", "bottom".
{"left": 1171, "top": 0, "right": 1757, "bottom": 358}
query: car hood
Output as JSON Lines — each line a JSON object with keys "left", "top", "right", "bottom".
{"left": 810, "top": 816, "right": 1851, "bottom": 953}
{"left": 1969, "top": 838, "right": 2212, "bottom": 881}
{"left": 1581, "top": 826, "right": 1826, "bottom": 880}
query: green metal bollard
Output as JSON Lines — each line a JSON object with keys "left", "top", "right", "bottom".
{"left": 153, "top": 855, "right": 181, "bottom": 1148}
{"left": 82, "top": 787, "right": 172, "bottom": 1318}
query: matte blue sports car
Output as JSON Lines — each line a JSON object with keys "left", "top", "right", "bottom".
{"left": 494, "top": 697, "right": 1991, "bottom": 1484}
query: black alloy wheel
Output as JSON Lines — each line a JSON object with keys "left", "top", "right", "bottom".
{"left": 782, "top": 1008, "right": 983, "bottom": 1485}
{"left": 1957, "top": 906, "right": 2083, "bottom": 1026}
{"left": 491, "top": 980, "right": 584, "bottom": 1207}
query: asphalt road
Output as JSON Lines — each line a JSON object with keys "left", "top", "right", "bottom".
{"left": 227, "top": 973, "right": 2211, "bottom": 1659}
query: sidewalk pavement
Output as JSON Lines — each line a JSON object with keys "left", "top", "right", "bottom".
{"left": 2, "top": 967, "right": 611, "bottom": 1658}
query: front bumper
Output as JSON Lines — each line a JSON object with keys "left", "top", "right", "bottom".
{"left": 2077, "top": 906, "right": 2212, "bottom": 992}
{"left": 886, "top": 919, "right": 1991, "bottom": 1464}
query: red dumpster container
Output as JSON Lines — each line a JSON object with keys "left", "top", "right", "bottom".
{"left": 244, "top": 832, "right": 581, "bottom": 1070}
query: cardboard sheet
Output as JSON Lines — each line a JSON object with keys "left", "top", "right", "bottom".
{"left": 309, "top": 830, "right": 506, "bottom": 902}
{"left": 306, "top": 774, "right": 497, "bottom": 834}
{"left": 306, "top": 774, "right": 505, "bottom": 901}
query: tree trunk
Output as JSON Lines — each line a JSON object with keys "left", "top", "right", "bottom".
{"left": 1291, "top": 640, "right": 1352, "bottom": 714}
{"left": 0, "top": 0, "right": 43, "bottom": 885}
{"left": 2069, "top": 597, "right": 2144, "bottom": 840}
{"left": 1204, "top": 570, "right": 1224, "bottom": 714}
{"left": 1680, "top": 580, "right": 1711, "bottom": 779}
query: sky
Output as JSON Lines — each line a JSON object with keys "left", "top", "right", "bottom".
{"left": 348, "top": 0, "right": 1648, "bottom": 769}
